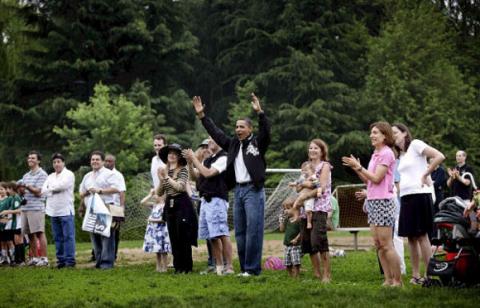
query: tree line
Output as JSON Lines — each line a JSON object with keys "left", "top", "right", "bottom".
{"left": 1, "top": 0, "right": 479, "bottom": 184}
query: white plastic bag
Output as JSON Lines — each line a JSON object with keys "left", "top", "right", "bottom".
{"left": 82, "top": 193, "right": 112, "bottom": 237}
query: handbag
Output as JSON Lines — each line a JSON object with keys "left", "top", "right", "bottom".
{"left": 107, "top": 204, "right": 125, "bottom": 223}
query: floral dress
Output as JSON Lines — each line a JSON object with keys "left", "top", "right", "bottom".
{"left": 143, "top": 203, "right": 171, "bottom": 253}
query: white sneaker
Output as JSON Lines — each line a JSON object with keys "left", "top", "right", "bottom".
{"left": 237, "top": 272, "right": 252, "bottom": 277}
{"left": 223, "top": 268, "right": 235, "bottom": 275}
{"left": 35, "top": 258, "right": 49, "bottom": 267}
{"left": 27, "top": 257, "right": 39, "bottom": 266}
{"left": 0, "top": 256, "right": 9, "bottom": 265}
{"left": 216, "top": 266, "right": 224, "bottom": 276}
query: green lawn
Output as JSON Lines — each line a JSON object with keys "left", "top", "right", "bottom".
{"left": 1, "top": 233, "right": 477, "bottom": 307}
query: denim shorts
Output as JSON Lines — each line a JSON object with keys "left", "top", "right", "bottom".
{"left": 198, "top": 197, "right": 230, "bottom": 240}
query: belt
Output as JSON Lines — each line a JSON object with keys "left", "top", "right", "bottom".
{"left": 237, "top": 181, "right": 253, "bottom": 187}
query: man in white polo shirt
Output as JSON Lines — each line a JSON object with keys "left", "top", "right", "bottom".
{"left": 21, "top": 150, "right": 49, "bottom": 266}
{"left": 79, "top": 151, "right": 121, "bottom": 269}
{"left": 42, "top": 153, "right": 76, "bottom": 268}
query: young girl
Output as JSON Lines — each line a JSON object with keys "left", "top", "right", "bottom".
{"left": 0, "top": 182, "right": 24, "bottom": 265}
{"left": 142, "top": 188, "right": 171, "bottom": 272}
{"left": 279, "top": 198, "right": 302, "bottom": 278}
{"left": 290, "top": 161, "right": 319, "bottom": 229}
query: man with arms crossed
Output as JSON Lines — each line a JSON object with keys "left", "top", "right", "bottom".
{"left": 42, "top": 153, "right": 76, "bottom": 268}
{"left": 22, "top": 150, "right": 49, "bottom": 266}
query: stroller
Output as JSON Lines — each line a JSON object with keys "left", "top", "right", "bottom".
{"left": 427, "top": 196, "right": 480, "bottom": 287}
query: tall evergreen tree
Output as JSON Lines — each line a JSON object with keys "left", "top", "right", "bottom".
{"left": 364, "top": 1, "right": 479, "bottom": 169}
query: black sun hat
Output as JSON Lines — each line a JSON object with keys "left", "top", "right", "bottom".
{"left": 158, "top": 143, "right": 187, "bottom": 166}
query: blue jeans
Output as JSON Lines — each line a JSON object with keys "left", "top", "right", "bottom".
{"left": 234, "top": 184, "right": 265, "bottom": 275}
{"left": 90, "top": 230, "right": 116, "bottom": 269}
{"left": 51, "top": 215, "right": 76, "bottom": 266}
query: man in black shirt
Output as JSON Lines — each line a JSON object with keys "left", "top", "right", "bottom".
{"left": 183, "top": 138, "right": 234, "bottom": 275}
{"left": 447, "top": 150, "right": 475, "bottom": 201}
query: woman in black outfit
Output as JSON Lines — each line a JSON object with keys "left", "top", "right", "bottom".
{"left": 157, "top": 144, "right": 198, "bottom": 273}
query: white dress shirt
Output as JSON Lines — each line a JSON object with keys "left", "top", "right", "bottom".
{"left": 151, "top": 155, "right": 166, "bottom": 189}
{"left": 42, "top": 167, "right": 75, "bottom": 217}
{"left": 111, "top": 168, "right": 126, "bottom": 206}
{"left": 79, "top": 167, "right": 122, "bottom": 205}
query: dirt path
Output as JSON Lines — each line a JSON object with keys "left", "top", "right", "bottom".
{"left": 75, "top": 236, "right": 376, "bottom": 268}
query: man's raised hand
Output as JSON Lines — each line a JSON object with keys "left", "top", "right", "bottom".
{"left": 192, "top": 96, "right": 205, "bottom": 118}
{"left": 251, "top": 92, "right": 263, "bottom": 113}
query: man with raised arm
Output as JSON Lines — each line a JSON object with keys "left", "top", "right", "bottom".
{"left": 183, "top": 138, "right": 234, "bottom": 276}
{"left": 192, "top": 94, "right": 270, "bottom": 276}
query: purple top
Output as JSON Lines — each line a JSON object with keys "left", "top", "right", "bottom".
{"left": 312, "top": 161, "right": 332, "bottom": 213}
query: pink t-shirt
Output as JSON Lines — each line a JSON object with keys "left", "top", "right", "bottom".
{"left": 366, "top": 146, "right": 395, "bottom": 200}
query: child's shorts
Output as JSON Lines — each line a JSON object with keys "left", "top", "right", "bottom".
{"left": 304, "top": 199, "right": 315, "bottom": 212}
{"left": 284, "top": 245, "right": 302, "bottom": 267}
{"left": 0, "top": 230, "right": 14, "bottom": 241}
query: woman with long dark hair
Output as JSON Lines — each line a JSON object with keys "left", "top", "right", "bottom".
{"left": 391, "top": 123, "right": 445, "bottom": 285}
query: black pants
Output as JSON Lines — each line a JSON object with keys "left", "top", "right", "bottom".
{"left": 165, "top": 195, "right": 195, "bottom": 273}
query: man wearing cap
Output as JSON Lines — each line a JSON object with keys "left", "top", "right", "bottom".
{"left": 151, "top": 134, "right": 167, "bottom": 189}
{"left": 79, "top": 150, "right": 122, "bottom": 269}
{"left": 184, "top": 138, "right": 234, "bottom": 275}
{"left": 104, "top": 154, "right": 126, "bottom": 260}
{"left": 189, "top": 139, "right": 216, "bottom": 273}
{"left": 41, "top": 153, "right": 76, "bottom": 268}
{"left": 21, "top": 150, "right": 49, "bottom": 266}
{"left": 192, "top": 93, "right": 270, "bottom": 276}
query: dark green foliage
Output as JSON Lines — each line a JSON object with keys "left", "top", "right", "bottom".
{"left": 363, "top": 2, "right": 479, "bottom": 169}
{"left": 1, "top": 0, "right": 479, "bottom": 184}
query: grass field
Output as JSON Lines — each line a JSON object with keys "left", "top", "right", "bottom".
{"left": 0, "top": 233, "right": 477, "bottom": 307}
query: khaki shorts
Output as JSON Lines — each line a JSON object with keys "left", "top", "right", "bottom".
{"left": 22, "top": 211, "right": 45, "bottom": 234}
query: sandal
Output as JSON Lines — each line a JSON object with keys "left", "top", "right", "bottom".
{"left": 409, "top": 277, "right": 425, "bottom": 285}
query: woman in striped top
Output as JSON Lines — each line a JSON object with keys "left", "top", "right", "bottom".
{"left": 157, "top": 144, "right": 198, "bottom": 273}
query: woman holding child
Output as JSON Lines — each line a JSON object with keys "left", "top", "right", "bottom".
{"left": 342, "top": 122, "right": 402, "bottom": 286}
{"left": 298, "top": 139, "right": 332, "bottom": 282}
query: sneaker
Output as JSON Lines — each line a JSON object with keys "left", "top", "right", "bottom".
{"left": 216, "top": 266, "right": 224, "bottom": 276}
{"left": 1, "top": 256, "right": 10, "bottom": 265}
{"left": 200, "top": 266, "right": 215, "bottom": 275}
{"left": 409, "top": 277, "right": 425, "bottom": 285}
{"left": 237, "top": 272, "right": 252, "bottom": 277}
{"left": 35, "top": 258, "right": 49, "bottom": 267}
{"left": 14, "top": 262, "right": 26, "bottom": 267}
{"left": 223, "top": 268, "right": 235, "bottom": 275}
{"left": 27, "top": 258, "right": 39, "bottom": 266}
